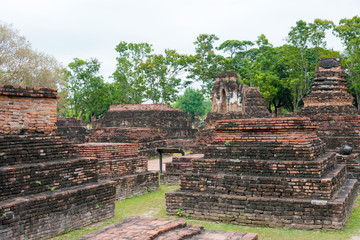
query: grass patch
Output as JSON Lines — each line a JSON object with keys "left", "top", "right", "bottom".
{"left": 53, "top": 185, "right": 360, "bottom": 240}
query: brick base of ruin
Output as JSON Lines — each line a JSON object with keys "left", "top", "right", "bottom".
{"left": 166, "top": 179, "right": 357, "bottom": 230}
{"left": 166, "top": 118, "right": 359, "bottom": 230}
{"left": 114, "top": 172, "right": 159, "bottom": 201}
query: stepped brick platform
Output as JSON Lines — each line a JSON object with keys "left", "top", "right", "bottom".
{"left": 95, "top": 104, "right": 197, "bottom": 151}
{"left": 191, "top": 71, "right": 270, "bottom": 154}
{"left": 90, "top": 127, "right": 166, "bottom": 157}
{"left": 76, "top": 217, "right": 258, "bottom": 240}
{"left": 77, "top": 142, "right": 159, "bottom": 201}
{"left": 56, "top": 117, "right": 89, "bottom": 143}
{"left": 166, "top": 117, "right": 358, "bottom": 230}
{"left": 0, "top": 85, "right": 116, "bottom": 240}
{"left": 163, "top": 154, "right": 203, "bottom": 185}
{"left": 292, "top": 58, "right": 360, "bottom": 182}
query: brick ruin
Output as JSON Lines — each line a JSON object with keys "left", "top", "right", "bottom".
{"left": 204, "top": 71, "right": 271, "bottom": 129}
{"left": 293, "top": 58, "right": 360, "bottom": 181}
{"left": 190, "top": 71, "right": 270, "bottom": 154}
{"left": 166, "top": 117, "right": 358, "bottom": 229}
{"left": 76, "top": 142, "right": 158, "bottom": 201}
{"left": 95, "top": 104, "right": 197, "bottom": 152}
{"left": 0, "top": 85, "right": 116, "bottom": 239}
{"left": 55, "top": 117, "right": 89, "bottom": 143}
{"left": 77, "top": 216, "right": 258, "bottom": 240}
{"left": 55, "top": 106, "right": 159, "bottom": 201}
{"left": 89, "top": 126, "right": 166, "bottom": 157}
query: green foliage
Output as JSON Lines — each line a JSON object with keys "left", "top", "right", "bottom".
{"left": 139, "top": 49, "right": 187, "bottom": 104}
{"left": 95, "top": 204, "right": 99, "bottom": 209}
{"left": 334, "top": 16, "right": 360, "bottom": 109}
{"left": 176, "top": 208, "right": 183, "bottom": 217}
{"left": 63, "top": 58, "right": 112, "bottom": 122}
{"left": 113, "top": 42, "right": 151, "bottom": 104}
{"left": 173, "top": 88, "right": 207, "bottom": 121}
{"left": 114, "top": 42, "right": 187, "bottom": 104}
{"left": 186, "top": 34, "right": 225, "bottom": 97}
{"left": 224, "top": 141, "right": 231, "bottom": 146}
{"left": 36, "top": 181, "right": 42, "bottom": 185}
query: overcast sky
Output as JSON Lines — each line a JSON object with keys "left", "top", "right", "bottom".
{"left": 1, "top": 0, "right": 359, "bottom": 81}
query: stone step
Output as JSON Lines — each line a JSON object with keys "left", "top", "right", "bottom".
{"left": 0, "top": 135, "right": 77, "bottom": 166}
{"left": 0, "top": 157, "right": 98, "bottom": 200}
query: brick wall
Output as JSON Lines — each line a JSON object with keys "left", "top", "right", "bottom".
{"left": 90, "top": 127, "right": 167, "bottom": 157}
{"left": 0, "top": 181, "right": 115, "bottom": 240}
{"left": 0, "top": 85, "right": 58, "bottom": 135}
{"left": 56, "top": 117, "right": 89, "bottom": 143}
{"left": 0, "top": 84, "right": 116, "bottom": 239}
{"left": 77, "top": 143, "right": 147, "bottom": 179}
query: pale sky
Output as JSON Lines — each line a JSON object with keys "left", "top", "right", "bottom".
{"left": 1, "top": 0, "right": 359, "bottom": 81}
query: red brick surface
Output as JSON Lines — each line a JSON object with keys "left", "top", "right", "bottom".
{"left": 76, "top": 217, "right": 258, "bottom": 240}
{"left": 0, "top": 85, "right": 58, "bottom": 135}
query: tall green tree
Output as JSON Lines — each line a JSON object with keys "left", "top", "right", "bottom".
{"left": 65, "top": 58, "right": 109, "bottom": 122}
{"left": 186, "top": 34, "right": 225, "bottom": 97}
{"left": 139, "top": 49, "right": 188, "bottom": 104}
{"left": 113, "top": 42, "right": 152, "bottom": 104}
{"left": 334, "top": 16, "right": 360, "bottom": 109}
{"left": 173, "top": 88, "right": 207, "bottom": 121}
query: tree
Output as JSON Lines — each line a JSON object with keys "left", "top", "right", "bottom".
{"left": 334, "top": 16, "right": 360, "bottom": 110}
{"left": 139, "top": 49, "right": 188, "bottom": 104}
{"left": 65, "top": 58, "right": 109, "bottom": 122}
{"left": 173, "top": 88, "right": 207, "bottom": 121}
{"left": 0, "top": 22, "right": 64, "bottom": 88}
{"left": 186, "top": 34, "right": 225, "bottom": 97}
{"left": 113, "top": 42, "right": 152, "bottom": 104}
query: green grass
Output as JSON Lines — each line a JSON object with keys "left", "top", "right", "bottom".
{"left": 53, "top": 185, "right": 360, "bottom": 240}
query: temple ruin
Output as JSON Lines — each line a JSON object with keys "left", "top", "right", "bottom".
{"left": 95, "top": 104, "right": 196, "bottom": 152}
{"left": 295, "top": 58, "right": 360, "bottom": 151}
{"left": 294, "top": 58, "right": 360, "bottom": 181}
{"left": 166, "top": 117, "right": 358, "bottom": 229}
{"left": 190, "top": 71, "right": 270, "bottom": 154}
{"left": 204, "top": 71, "right": 271, "bottom": 128}
{"left": 0, "top": 85, "right": 116, "bottom": 239}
